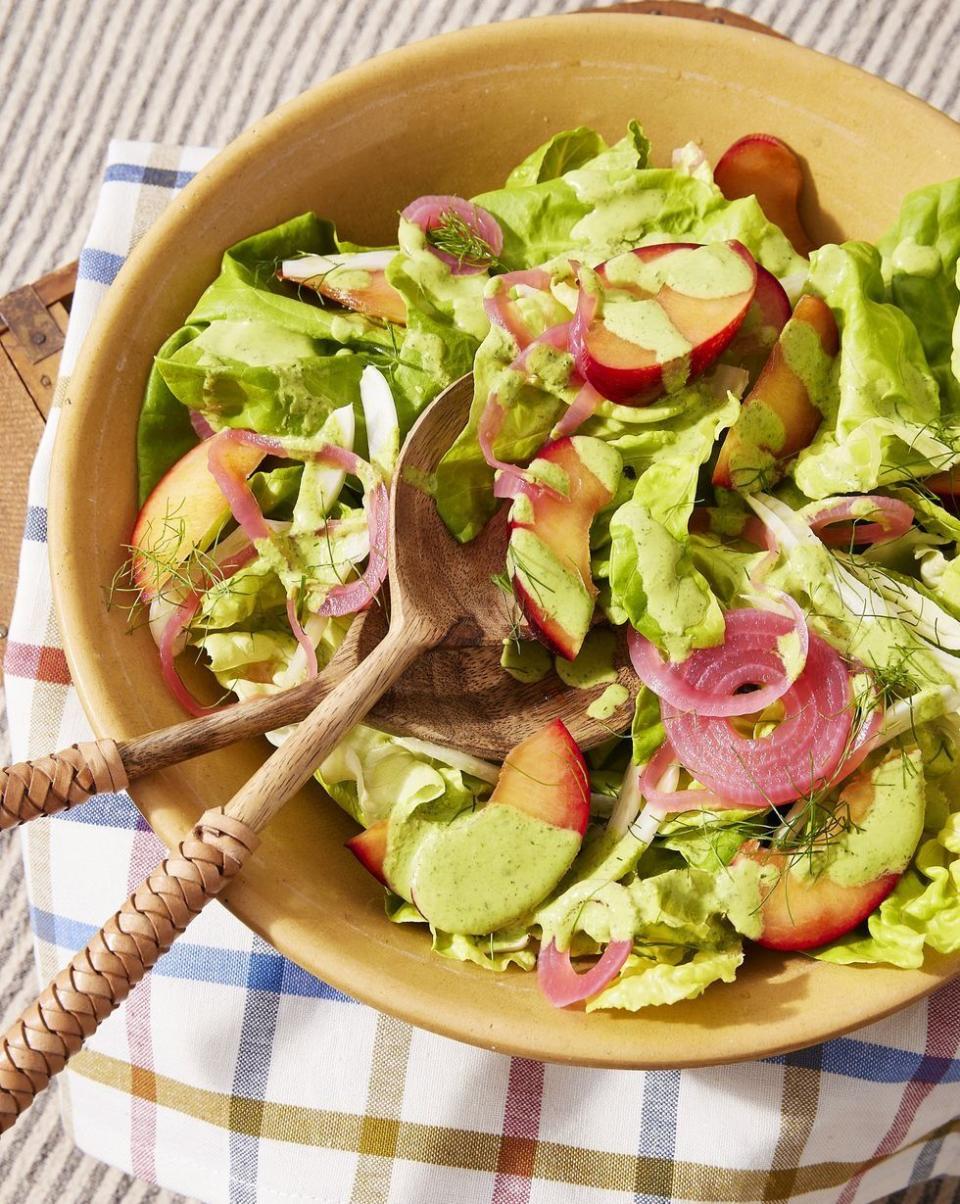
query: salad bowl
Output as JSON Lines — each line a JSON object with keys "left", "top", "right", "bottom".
{"left": 48, "top": 13, "right": 960, "bottom": 1067}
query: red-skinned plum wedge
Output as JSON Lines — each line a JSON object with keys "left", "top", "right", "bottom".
{"left": 573, "top": 242, "right": 758, "bottom": 405}
{"left": 714, "top": 133, "right": 814, "bottom": 256}
{"left": 345, "top": 819, "right": 389, "bottom": 886}
{"left": 279, "top": 251, "right": 407, "bottom": 326}
{"left": 724, "top": 265, "right": 792, "bottom": 379}
{"left": 734, "top": 752, "right": 924, "bottom": 951}
{"left": 713, "top": 294, "right": 839, "bottom": 492}
{"left": 490, "top": 717, "right": 591, "bottom": 835}
{"left": 507, "top": 435, "right": 621, "bottom": 660}
{"left": 131, "top": 430, "right": 265, "bottom": 601}
{"left": 346, "top": 721, "right": 591, "bottom": 934}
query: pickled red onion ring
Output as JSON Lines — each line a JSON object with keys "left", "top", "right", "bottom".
{"left": 319, "top": 480, "right": 389, "bottom": 616}
{"left": 207, "top": 434, "right": 270, "bottom": 543}
{"left": 286, "top": 592, "right": 319, "bottom": 679}
{"left": 662, "top": 631, "right": 854, "bottom": 809}
{"left": 483, "top": 268, "right": 553, "bottom": 349}
{"left": 806, "top": 496, "right": 914, "bottom": 548}
{"left": 478, "top": 321, "right": 574, "bottom": 493}
{"left": 638, "top": 741, "right": 730, "bottom": 817}
{"left": 402, "top": 195, "right": 503, "bottom": 275}
{"left": 537, "top": 938, "right": 632, "bottom": 1008}
{"left": 159, "top": 544, "right": 256, "bottom": 717}
{"left": 190, "top": 410, "right": 216, "bottom": 440}
{"left": 211, "top": 430, "right": 389, "bottom": 616}
{"left": 628, "top": 602, "right": 809, "bottom": 718}
{"left": 552, "top": 380, "right": 603, "bottom": 438}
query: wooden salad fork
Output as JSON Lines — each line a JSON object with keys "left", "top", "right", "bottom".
{"left": 0, "top": 376, "right": 637, "bottom": 1131}
{"left": 0, "top": 377, "right": 636, "bottom": 836}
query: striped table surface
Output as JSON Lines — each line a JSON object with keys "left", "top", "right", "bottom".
{"left": 1, "top": 2, "right": 959, "bottom": 1203}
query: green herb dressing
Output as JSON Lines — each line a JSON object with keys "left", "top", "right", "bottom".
{"left": 603, "top": 299, "right": 691, "bottom": 363}
{"left": 554, "top": 628, "right": 618, "bottom": 689}
{"left": 587, "top": 683, "right": 630, "bottom": 719}
{"left": 889, "top": 237, "right": 941, "bottom": 279}
{"left": 779, "top": 317, "right": 836, "bottom": 414}
{"left": 405, "top": 805, "right": 582, "bottom": 934}
{"left": 197, "top": 319, "right": 316, "bottom": 366}
{"left": 500, "top": 638, "right": 552, "bottom": 684}
{"left": 788, "top": 753, "right": 925, "bottom": 889}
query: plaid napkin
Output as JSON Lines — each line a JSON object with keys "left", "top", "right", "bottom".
{"left": 6, "top": 140, "right": 960, "bottom": 1204}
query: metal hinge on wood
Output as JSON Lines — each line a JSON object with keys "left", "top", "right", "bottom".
{"left": 0, "top": 285, "right": 65, "bottom": 364}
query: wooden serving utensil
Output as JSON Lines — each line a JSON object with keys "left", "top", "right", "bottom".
{"left": 0, "top": 376, "right": 637, "bottom": 1130}
{"left": 0, "top": 375, "right": 636, "bottom": 834}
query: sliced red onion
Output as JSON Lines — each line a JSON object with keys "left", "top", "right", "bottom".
{"left": 629, "top": 602, "right": 809, "bottom": 718}
{"left": 319, "top": 480, "right": 389, "bottom": 616}
{"left": 159, "top": 544, "right": 256, "bottom": 717}
{"left": 402, "top": 195, "right": 503, "bottom": 275}
{"left": 483, "top": 268, "right": 553, "bottom": 349}
{"left": 190, "top": 410, "right": 216, "bottom": 440}
{"left": 210, "top": 430, "right": 389, "bottom": 618}
{"left": 286, "top": 592, "right": 318, "bottom": 679}
{"left": 638, "top": 740, "right": 730, "bottom": 817}
{"left": 537, "top": 938, "right": 632, "bottom": 1007}
{"left": 552, "top": 380, "right": 603, "bottom": 438}
{"left": 569, "top": 274, "right": 600, "bottom": 385}
{"left": 662, "top": 631, "right": 854, "bottom": 809}
{"left": 806, "top": 496, "right": 914, "bottom": 548}
{"left": 478, "top": 321, "right": 574, "bottom": 492}
{"left": 207, "top": 432, "right": 270, "bottom": 543}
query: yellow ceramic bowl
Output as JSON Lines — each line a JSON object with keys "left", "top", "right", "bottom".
{"left": 50, "top": 13, "right": 960, "bottom": 1067}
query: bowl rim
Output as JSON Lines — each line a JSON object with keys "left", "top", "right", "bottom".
{"left": 48, "top": 11, "right": 960, "bottom": 1067}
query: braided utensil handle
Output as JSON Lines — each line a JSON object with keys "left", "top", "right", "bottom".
{"left": 0, "top": 808, "right": 258, "bottom": 1133}
{"left": 0, "top": 739, "right": 128, "bottom": 830}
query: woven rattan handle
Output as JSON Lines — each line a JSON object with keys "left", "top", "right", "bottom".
{"left": 0, "top": 807, "right": 258, "bottom": 1133}
{"left": 0, "top": 739, "right": 128, "bottom": 830}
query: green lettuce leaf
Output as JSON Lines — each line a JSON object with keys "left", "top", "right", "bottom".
{"left": 317, "top": 726, "right": 484, "bottom": 828}
{"left": 631, "top": 685, "right": 665, "bottom": 765}
{"left": 606, "top": 385, "right": 740, "bottom": 658}
{"left": 475, "top": 121, "right": 803, "bottom": 277}
{"left": 878, "top": 178, "right": 960, "bottom": 415}
{"left": 583, "top": 867, "right": 748, "bottom": 1011}
{"left": 136, "top": 325, "right": 203, "bottom": 502}
{"left": 157, "top": 320, "right": 368, "bottom": 438}
{"left": 587, "top": 946, "right": 742, "bottom": 1011}
{"left": 793, "top": 241, "right": 952, "bottom": 498}
{"left": 817, "top": 788, "right": 960, "bottom": 970}
{"left": 505, "top": 127, "right": 611, "bottom": 188}
{"left": 434, "top": 322, "right": 575, "bottom": 541}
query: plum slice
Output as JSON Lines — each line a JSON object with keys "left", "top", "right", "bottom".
{"left": 735, "top": 753, "right": 924, "bottom": 951}
{"left": 713, "top": 294, "right": 839, "bottom": 492}
{"left": 714, "top": 133, "right": 813, "bottom": 256}
{"left": 345, "top": 720, "right": 590, "bottom": 934}
{"left": 507, "top": 435, "right": 621, "bottom": 660}
{"left": 345, "top": 819, "right": 389, "bottom": 886}
{"left": 724, "top": 265, "right": 792, "bottom": 379}
{"left": 131, "top": 431, "right": 265, "bottom": 601}
{"left": 280, "top": 251, "right": 407, "bottom": 326}
{"left": 572, "top": 241, "right": 758, "bottom": 405}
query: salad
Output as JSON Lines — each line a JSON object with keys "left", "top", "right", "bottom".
{"left": 124, "top": 122, "right": 960, "bottom": 1012}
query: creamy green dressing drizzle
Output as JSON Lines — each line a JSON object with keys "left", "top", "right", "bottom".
{"left": 500, "top": 638, "right": 552, "bottom": 684}
{"left": 406, "top": 805, "right": 582, "bottom": 934}
{"left": 587, "top": 683, "right": 630, "bottom": 719}
{"left": 779, "top": 317, "right": 836, "bottom": 413}
{"left": 554, "top": 628, "right": 618, "bottom": 689}
{"left": 603, "top": 299, "right": 691, "bottom": 362}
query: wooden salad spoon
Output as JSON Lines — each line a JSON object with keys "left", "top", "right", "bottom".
{"left": 0, "top": 374, "right": 638, "bottom": 1131}
{"left": 0, "top": 375, "right": 636, "bottom": 834}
